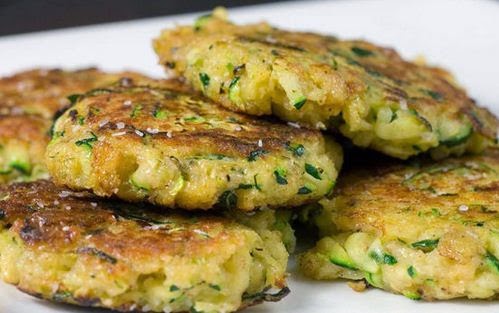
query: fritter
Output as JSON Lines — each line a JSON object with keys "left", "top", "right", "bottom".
{"left": 299, "top": 150, "right": 499, "bottom": 300}
{"left": 0, "top": 180, "right": 289, "bottom": 312}
{"left": 0, "top": 68, "right": 147, "bottom": 183}
{"left": 46, "top": 78, "right": 342, "bottom": 211}
{"left": 154, "top": 8, "right": 498, "bottom": 159}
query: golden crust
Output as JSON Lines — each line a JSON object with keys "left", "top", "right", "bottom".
{"left": 154, "top": 9, "right": 498, "bottom": 159}
{"left": 46, "top": 79, "right": 342, "bottom": 210}
{"left": 0, "top": 68, "right": 148, "bottom": 183}
{"left": 0, "top": 180, "right": 289, "bottom": 312}
{"left": 300, "top": 150, "right": 499, "bottom": 300}
{"left": 0, "top": 68, "right": 146, "bottom": 118}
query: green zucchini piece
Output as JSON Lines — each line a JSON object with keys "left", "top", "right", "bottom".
{"left": 364, "top": 271, "right": 383, "bottom": 288}
{"left": 327, "top": 241, "right": 357, "bottom": 270}
{"left": 438, "top": 121, "right": 473, "bottom": 147}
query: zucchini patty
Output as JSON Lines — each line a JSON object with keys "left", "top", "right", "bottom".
{"left": 0, "top": 180, "right": 289, "bottom": 312}
{"left": 46, "top": 78, "right": 342, "bottom": 211}
{"left": 154, "top": 8, "right": 498, "bottom": 159}
{"left": 299, "top": 150, "right": 499, "bottom": 300}
{"left": 0, "top": 68, "right": 147, "bottom": 183}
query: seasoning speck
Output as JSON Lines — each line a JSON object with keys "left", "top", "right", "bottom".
{"left": 65, "top": 205, "right": 72, "bottom": 211}
{"left": 59, "top": 191, "right": 71, "bottom": 198}
{"left": 116, "top": 122, "right": 125, "bottom": 129}
{"left": 98, "top": 119, "right": 109, "bottom": 128}
{"left": 257, "top": 139, "right": 263, "bottom": 147}
{"left": 112, "top": 131, "right": 127, "bottom": 137}
{"left": 90, "top": 202, "right": 97, "bottom": 208}
{"left": 62, "top": 226, "right": 70, "bottom": 232}
{"left": 123, "top": 100, "right": 132, "bottom": 107}
{"left": 166, "top": 131, "right": 173, "bottom": 138}
{"left": 287, "top": 122, "right": 301, "bottom": 129}
{"left": 234, "top": 125, "right": 242, "bottom": 131}
{"left": 458, "top": 205, "right": 469, "bottom": 212}
{"left": 146, "top": 127, "right": 159, "bottom": 134}
{"left": 135, "top": 130, "right": 144, "bottom": 137}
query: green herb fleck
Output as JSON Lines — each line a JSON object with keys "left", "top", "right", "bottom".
{"left": 407, "top": 266, "right": 417, "bottom": 278}
{"left": 199, "top": 72, "right": 210, "bottom": 88}
{"left": 169, "top": 284, "right": 180, "bottom": 292}
{"left": 208, "top": 284, "right": 221, "bottom": 291}
{"left": 305, "top": 163, "right": 322, "bottom": 180}
{"left": 229, "top": 76, "right": 240, "bottom": 89}
{"left": 253, "top": 174, "right": 262, "bottom": 191}
{"left": 274, "top": 168, "right": 288, "bottom": 185}
{"left": 77, "top": 115, "right": 85, "bottom": 125}
{"left": 422, "top": 89, "right": 443, "bottom": 101}
{"left": 194, "top": 13, "right": 212, "bottom": 31}
{"left": 183, "top": 116, "right": 206, "bottom": 123}
{"left": 67, "top": 94, "right": 82, "bottom": 105}
{"left": 411, "top": 239, "right": 439, "bottom": 252}
{"left": 351, "top": 46, "right": 373, "bottom": 57}
{"left": 218, "top": 190, "right": 238, "bottom": 209}
{"left": 248, "top": 149, "right": 267, "bottom": 162}
{"left": 485, "top": 252, "right": 499, "bottom": 273}
{"left": 293, "top": 96, "right": 307, "bottom": 110}
{"left": 369, "top": 250, "right": 398, "bottom": 265}
{"left": 286, "top": 143, "right": 305, "bottom": 156}
{"left": 77, "top": 247, "right": 117, "bottom": 264}
{"left": 75, "top": 132, "right": 98, "bottom": 150}
{"left": 153, "top": 108, "right": 168, "bottom": 119}
{"left": 130, "top": 104, "right": 142, "bottom": 118}
{"left": 297, "top": 186, "right": 312, "bottom": 195}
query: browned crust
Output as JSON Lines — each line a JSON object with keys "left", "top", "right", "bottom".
{"left": 0, "top": 180, "right": 250, "bottom": 257}
{"left": 332, "top": 149, "right": 499, "bottom": 233}
{"left": 0, "top": 68, "right": 149, "bottom": 119}
{"left": 63, "top": 80, "right": 322, "bottom": 157}
{"left": 155, "top": 17, "right": 499, "bottom": 141}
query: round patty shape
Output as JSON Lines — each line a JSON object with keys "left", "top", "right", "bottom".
{"left": 0, "top": 180, "right": 289, "bottom": 312}
{"left": 46, "top": 78, "right": 342, "bottom": 211}
{"left": 0, "top": 68, "right": 147, "bottom": 183}
{"left": 299, "top": 150, "right": 499, "bottom": 300}
{"left": 154, "top": 8, "right": 498, "bottom": 159}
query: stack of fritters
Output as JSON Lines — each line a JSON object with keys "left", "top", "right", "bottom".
{"left": 0, "top": 7, "right": 497, "bottom": 313}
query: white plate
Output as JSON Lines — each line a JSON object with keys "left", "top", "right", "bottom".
{"left": 0, "top": 0, "right": 497, "bottom": 312}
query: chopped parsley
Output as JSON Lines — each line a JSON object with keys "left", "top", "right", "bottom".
{"left": 169, "top": 284, "right": 180, "bottom": 292}
{"left": 153, "top": 107, "right": 168, "bottom": 119}
{"left": 297, "top": 186, "right": 312, "bottom": 195}
{"left": 485, "top": 252, "right": 499, "bottom": 273}
{"left": 293, "top": 96, "right": 307, "bottom": 110}
{"left": 194, "top": 13, "right": 212, "bottom": 31}
{"left": 274, "top": 168, "right": 288, "bottom": 185}
{"left": 422, "top": 89, "right": 444, "bottom": 101}
{"left": 130, "top": 104, "right": 142, "bottom": 118}
{"left": 183, "top": 116, "right": 206, "bottom": 123}
{"left": 351, "top": 46, "right": 373, "bottom": 57}
{"left": 248, "top": 149, "right": 267, "bottom": 162}
{"left": 369, "top": 250, "right": 398, "bottom": 265}
{"left": 407, "top": 266, "right": 417, "bottom": 278}
{"left": 67, "top": 94, "right": 82, "bottom": 105}
{"left": 208, "top": 284, "right": 221, "bottom": 291}
{"left": 411, "top": 239, "right": 439, "bottom": 252}
{"left": 305, "top": 163, "right": 322, "bottom": 180}
{"left": 75, "top": 132, "right": 98, "bottom": 150}
{"left": 199, "top": 72, "right": 210, "bottom": 88}
{"left": 218, "top": 190, "right": 238, "bottom": 209}
{"left": 286, "top": 143, "right": 305, "bottom": 157}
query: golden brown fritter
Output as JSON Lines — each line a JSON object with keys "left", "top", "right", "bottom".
{"left": 0, "top": 68, "right": 148, "bottom": 183}
{"left": 0, "top": 180, "right": 289, "bottom": 312}
{"left": 154, "top": 8, "right": 498, "bottom": 159}
{"left": 299, "top": 150, "right": 499, "bottom": 300}
{"left": 46, "top": 78, "right": 342, "bottom": 211}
